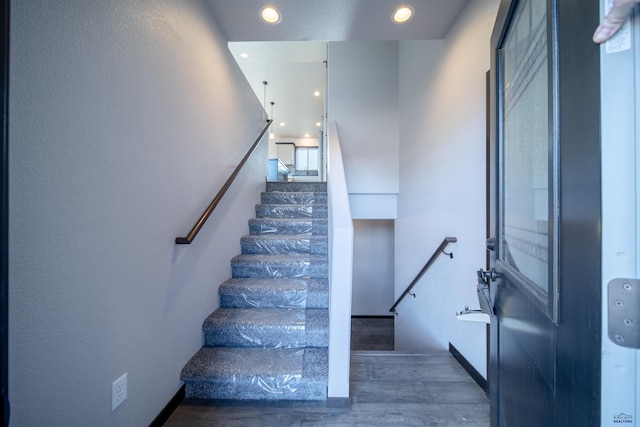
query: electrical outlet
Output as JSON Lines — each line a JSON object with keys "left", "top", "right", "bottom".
{"left": 112, "top": 372, "right": 127, "bottom": 411}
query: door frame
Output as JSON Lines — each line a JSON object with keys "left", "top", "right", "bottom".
{"left": 0, "top": 1, "right": 9, "bottom": 425}
{"left": 488, "top": 0, "right": 602, "bottom": 425}
{"left": 598, "top": 1, "right": 640, "bottom": 424}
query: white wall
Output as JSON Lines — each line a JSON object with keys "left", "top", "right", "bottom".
{"left": 326, "top": 42, "right": 398, "bottom": 348}
{"left": 351, "top": 220, "right": 395, "bottom": 316}
{"left": 396, "top": 0, "right": 500, "bottom": 377}
{"left": 327, "top": 41, "right": 399, "bottom": 196}
{"left": 9, "top": 1, "right": 265, "bottom": 425}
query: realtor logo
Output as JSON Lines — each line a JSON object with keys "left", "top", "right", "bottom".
{"left": 613, "top": 413, "right": 633, "bottom": 424}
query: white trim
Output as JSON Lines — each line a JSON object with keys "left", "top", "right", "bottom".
{"left": 599, "top": 2, "right": 639, "bottom": 425}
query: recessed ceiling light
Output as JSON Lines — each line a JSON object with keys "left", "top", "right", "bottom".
{"left": 304, "top": 133, "right": 310, "bottom": 138}
{"left": 279, "top": 122, "right": 285, "bottom": 127}
{"left": 240, "top": 53, "right": 249, "bottom": 59}
{"left": 260, "top": 6, "right": 281, "bottom": 24}
{"left": 313, "top": 91, "right": 320, "bottom": 97}
{"left": 316, "top": 122, "right": 322, "bottom": 127}
{"left": 392, "top": 5, "right": 414, "bottom": 24}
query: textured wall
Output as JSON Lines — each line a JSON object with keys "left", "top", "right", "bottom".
{"left": 9, "top": 1, "right": 265, "bottom": 425}
{"left": 396, "top": 0, "right": 500, "bottom": 377}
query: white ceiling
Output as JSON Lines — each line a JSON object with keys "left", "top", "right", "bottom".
{"left": 209, "top": 0, "right": 470, "bottom": 139}
{"left": 206, "top": 1, "right": 470, "bottom": 42}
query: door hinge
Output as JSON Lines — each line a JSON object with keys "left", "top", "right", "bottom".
{"left": 608, "top": 278, "right": 640, "bottom": 349}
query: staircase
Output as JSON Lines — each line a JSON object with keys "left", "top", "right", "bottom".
{"left": 180, "top": 181, "right": 329, "bottom": 401}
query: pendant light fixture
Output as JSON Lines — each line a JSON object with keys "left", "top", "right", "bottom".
{"left": 262, "top": 81, "right": 268, "bottom": 121}
{"left": 269, "top": 102, "right": 275, "bottom": 140}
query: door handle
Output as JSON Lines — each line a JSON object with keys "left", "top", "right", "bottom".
{"left": 486, "top": 238, "right": 496, "bottom": 251}
{"left": 478, "top": 268, "right": 502, "bottom": 282}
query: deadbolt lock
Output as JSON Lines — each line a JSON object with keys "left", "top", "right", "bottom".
{"left": 478, "top": 268, "right": 502, "bottom": 282}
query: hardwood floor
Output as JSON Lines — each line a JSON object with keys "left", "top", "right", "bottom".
{"left": 163, "top": 352, "right": 489, "bottom": 426}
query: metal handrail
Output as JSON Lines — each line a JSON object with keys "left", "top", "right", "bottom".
{"left": 175, "top": 120, "right": 272, "bottom": 245}
{"left": 389, "top": 237, "right": 457, "bottom": 314}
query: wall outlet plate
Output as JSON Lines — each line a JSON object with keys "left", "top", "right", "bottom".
{"left": 112, "top": 372, "right": 127, "bottom": 411}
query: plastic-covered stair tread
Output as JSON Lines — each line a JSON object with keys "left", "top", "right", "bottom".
{"left": 261, "top": 191, "right": 327, "bottom": 205}
{"left": 240, "top": 234, "right": 328, "bottom": 255}
{"left": 203, "top": 308, "right": 329, "bottom": 348}
{"left": 219, "top": 278, "right": 329, "bottom": 309}
{"left": 249, "top": 218, "right": 328, "bottom": 236}
{"left": 266, "top": 182, "right": 327, "bottom": 193}
{"left": 256, "top": 204, "right": 328, "bottom": 219}
{"left": 231, "top": 254, "right": 328, "bottom": 279}
{"left": 181, "top": 347, "right": 328, "bottom": 400}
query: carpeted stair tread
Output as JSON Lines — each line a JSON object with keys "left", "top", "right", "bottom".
{"left": 261, "top": 191, "right": 327, "bottom": 205}
{"left": 231, "top": 254, "right": 328, "bottom": 279}
{"left": 255, "top": 204, "right": 328, "bottom": 219}
{"left": 203, "top": 308, "right": 329, "bottom": 348}
{"left": 219, "top": 278, "right": 329, "bottom": 309}
{"left": 266, "top": 182, "right": 327, "bottom": 193}
{"left": 180, "top": 347, "right": 328, "bottom": 400}
{"left": 240, "top": 234, "right": 328, "bottom": 255}
{"left": 249, "top": 218, "right": 328, "bottom": 236}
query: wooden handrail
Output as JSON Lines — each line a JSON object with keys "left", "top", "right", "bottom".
{"left": 389, "top": 237, "right": 457, "bottom": 314}
{"left": 175, "top": 120, "right": 272, "bottom": 245}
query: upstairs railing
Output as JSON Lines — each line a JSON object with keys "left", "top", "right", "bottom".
{"left": 175, "top": 120, "right": 272, "bottom": 245}
{"left": 389, "top": 237, "right": 457, "bottom": 314}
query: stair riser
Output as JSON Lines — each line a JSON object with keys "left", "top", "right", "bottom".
{"left": 266, "top": 182, "right": 327, "bottom": 193}
{"left": 218, "top": 278, "right": 329, "bottom": 309}
{"left": 261, "top": 192, "right": 327, "bottom": 205}
{"left": 204, "top": 326, "right": 304, "bottom": 348}
{"left": 184, "top": 380, "right": 327, "bottom": 400}
{"left": 256, "top": 205, "right": 328, "bottom": 219}
{"left": 203, "top": 308, "right": 329, "bottom": 348}
{"left": 240, "top": 237, "right": 328, "bottom": 256}
{"left": 204, "top": 328, "right": 328, "bottom": 348}
{"left": 231, "top": 262, "right": 328, "bottom": 279}
{"left": 219, "top": 292, "right": 329, "bottom": 309}
{"left": 219, "top": 293, "right": 305, "bottom": 309}
{"left": 249, "top": 219, "right": 328, "bottom": 236}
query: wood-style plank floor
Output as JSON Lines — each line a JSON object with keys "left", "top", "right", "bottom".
{"left": 163, "top": 352, "right": 489, "bottom": 426}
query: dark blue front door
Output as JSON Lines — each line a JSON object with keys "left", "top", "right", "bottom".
{"left": 488, "top": 1, "right": 602, "bottom": 425}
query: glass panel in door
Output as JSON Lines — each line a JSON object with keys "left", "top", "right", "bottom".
{"left": 500, "top": 0, "right": 556, "bottom": 313}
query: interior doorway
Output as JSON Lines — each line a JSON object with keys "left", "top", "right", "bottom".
{"left": 350, "top": 219, "right": 395, "bottom": 351}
